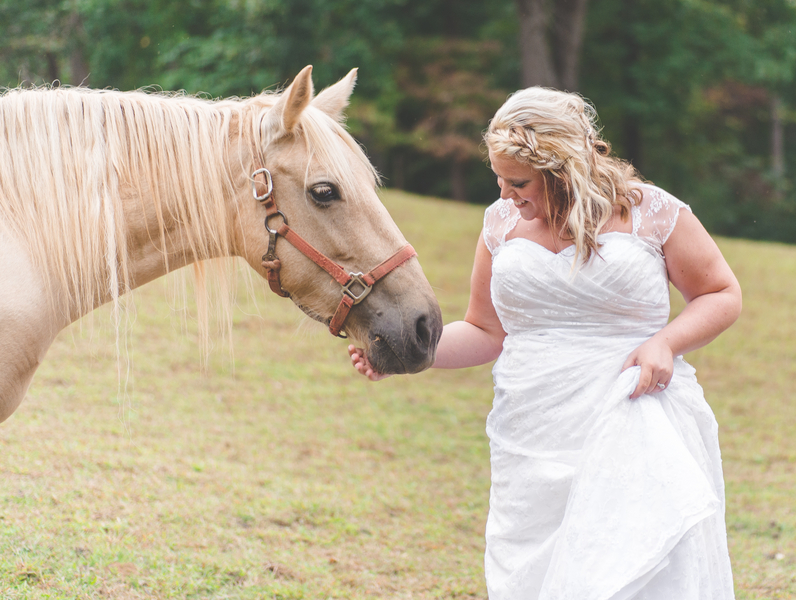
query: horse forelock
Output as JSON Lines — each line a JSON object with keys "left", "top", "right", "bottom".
{"left": 297, "top": 107, "right": 380, "bottom": 194}
{"left": 253, "top": 98, "right": 380, "bottom": 199}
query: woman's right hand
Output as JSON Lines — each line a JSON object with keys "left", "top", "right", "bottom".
{"left": 348, "top": 345, "right": 392, "bottom": 381}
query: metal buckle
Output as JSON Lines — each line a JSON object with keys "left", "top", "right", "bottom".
{"left": 264, "top": 210, "right": 288, "bottom": 235}
{"left": 251, "top": 167, "right": 273, "bottom": 201}
{"left": 342, "top": 273, "right": 372, "bottom": 305}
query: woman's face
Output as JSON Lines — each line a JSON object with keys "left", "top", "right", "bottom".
{"left": 488, "top": 151, "right": 547, "bottom": 222}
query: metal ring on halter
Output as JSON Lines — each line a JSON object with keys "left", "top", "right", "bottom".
{"left": 265, "top": 210, "right": 288, "bottom": 234}
{"left": 656, "top": 382, "right": 666, "bottom": 390}
{"left": 251, "top": 167, "right": 273, "bottom": 201}
{"left": 342, "top": 272, "right": 373, "bottom": 305}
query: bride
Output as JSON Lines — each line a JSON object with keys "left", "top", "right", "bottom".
{"left": 350, "top": 87, "right": 741, "bottom": 599}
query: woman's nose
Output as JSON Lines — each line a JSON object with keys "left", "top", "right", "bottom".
{"left": 498, "top": 178, "right": 513, "bottom": 200}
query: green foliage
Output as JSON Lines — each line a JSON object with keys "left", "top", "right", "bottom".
{"left": 0, "top": 0, "right": 794, "bottom": 240}
{"left": 357, "top": 37, "right": 508, "bottom": 200}
{"left": 581, "top": 0, "right": 796, "bottom": 241}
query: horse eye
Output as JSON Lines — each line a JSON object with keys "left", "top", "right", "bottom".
{"left": 309, "top": 183, "right": 341, "bottom": 204}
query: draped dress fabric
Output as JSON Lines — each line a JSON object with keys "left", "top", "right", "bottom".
{"left": 482, "top": 184, "right": 735, "bottom": 600}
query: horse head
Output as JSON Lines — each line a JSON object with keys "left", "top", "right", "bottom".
{"left": 233, "top": 66, "right": 443, "bottom": 375}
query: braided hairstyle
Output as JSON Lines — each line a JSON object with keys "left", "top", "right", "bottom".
{"left": 484, "top": 87, "right": 643, "bottom": 263}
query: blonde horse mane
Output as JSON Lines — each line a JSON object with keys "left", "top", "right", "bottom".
{"left": 0, "top": 84, "right": 377, "bottom": 354}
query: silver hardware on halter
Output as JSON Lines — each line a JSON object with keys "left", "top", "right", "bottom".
{"left": 251, "top": 167, "right": 273, "bottom": 201}
{"left": 342, "top": 273, "right": 373, "bottom": 305}
{"left": 264, "top": 210, "right": 288, "bottom": 235}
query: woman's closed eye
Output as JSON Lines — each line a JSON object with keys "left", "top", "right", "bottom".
{"left": 504, "top": 178, "right": 528, "bottom": 189}
{"left": 496, "top": 174, "right": 528, "bottom": 189}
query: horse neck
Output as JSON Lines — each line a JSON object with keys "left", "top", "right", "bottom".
{"left": 114, "top": 102, "right": 258, "bottom": 299}
{"left": 0, "top": 87, "right": 269, "bottom": 329}
{"left": 65, "top": 95, "right": 261, "bottom": 320}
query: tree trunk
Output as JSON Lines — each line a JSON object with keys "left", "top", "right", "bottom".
{"left": 772, "top": 95, "right": 785, "bottom": 178}
{"left": 443, "top": 0, "right": 460, "bottom": 37}
{"left": 450, "top": 159, "right": 468, "bottom": 202}
{"left": 19, "top": 65, "right": 32, "bottom": 87}
{"left": 392, "top": 153, "right": 405, "bottom": 191}
{"left": 67, "top": 13, "right": 90, "bottom": 86}
{"left": 69, "top": 49, "right": 90, "bottom": 86}
{"left": 46, "top": 52, "right": 60, "bottom": 84}
{"left": 552, "top": 0, "right": 589, "bottom": 91}
{"left": 620, "top": 12, "right": 642, "bottom": 172}
{"left": 515, "top": 0, "right": 557, "bottom": 88}
{"left": 624, "top": 117, "right": 643, "bottom": 175}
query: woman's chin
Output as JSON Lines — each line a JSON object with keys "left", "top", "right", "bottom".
{"left": 516, "top": 204, "right": 542, "bottom": 221}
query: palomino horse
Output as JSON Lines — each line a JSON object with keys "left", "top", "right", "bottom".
{"left": 0, "top": 66, "right": 443, "bottom": 423}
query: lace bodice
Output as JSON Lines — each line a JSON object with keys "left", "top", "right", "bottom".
{"left": 482, "top": 184, "right": 690, "bottom": 339}
{"left": 483, "top": 183, "right": 691, "bottom": 256}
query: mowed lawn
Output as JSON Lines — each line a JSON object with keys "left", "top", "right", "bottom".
{"left": 0, "top": 190, "right": 794, "bottom": 599}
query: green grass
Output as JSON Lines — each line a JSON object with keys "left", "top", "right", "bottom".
{"left": 0, "top": 189, "right": 794, "bottom": 598}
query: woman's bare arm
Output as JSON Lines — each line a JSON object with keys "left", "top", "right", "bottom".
{"left": 623, "top": 209, "right": 742, "bottom": 398}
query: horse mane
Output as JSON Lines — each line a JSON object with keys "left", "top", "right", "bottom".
{"left": 0, "top": 85, "right": 377, "bottom": 352}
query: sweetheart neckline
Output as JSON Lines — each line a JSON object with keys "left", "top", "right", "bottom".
{"left": 503, "top": 231, "right": 639, "bottom": 257}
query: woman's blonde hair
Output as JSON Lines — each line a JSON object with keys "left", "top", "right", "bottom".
{"left": 484, "top": 87, "right": 643, "bottom": 262}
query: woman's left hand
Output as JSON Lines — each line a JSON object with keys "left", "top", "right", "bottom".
{"left": 622, "top": 336, "right": 674, "bottom": 399}
{"left": 619, "top": 207, "right": 741, "bottom": 401}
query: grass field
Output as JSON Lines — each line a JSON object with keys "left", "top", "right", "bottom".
{"left": 1, "top": 190, "right": 794, "bottom": 599}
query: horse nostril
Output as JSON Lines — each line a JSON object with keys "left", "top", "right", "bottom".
{"left": 415, "top": 314, "right": 431, "bottom": 348}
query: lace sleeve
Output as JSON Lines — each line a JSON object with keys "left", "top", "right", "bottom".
{"left": 483, "top": 198, "right": 521, "bottom": 255}
{"left": 631, "top": 184, "right": 692, "bottom": 249}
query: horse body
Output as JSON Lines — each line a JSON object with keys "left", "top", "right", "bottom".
{"left": 0, "top": 225, "right": 64, "bottom": 420}
{"left": 0, "top": 67, "right": 442, "bottom": 423}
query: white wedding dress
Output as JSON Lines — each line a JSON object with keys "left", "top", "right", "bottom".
{"left": 482, "top": 184, "right": 735, "bottom": 600}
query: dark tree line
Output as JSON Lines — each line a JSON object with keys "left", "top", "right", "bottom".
{"left": 1, "top": 0, "right": 794, "bottom": 242}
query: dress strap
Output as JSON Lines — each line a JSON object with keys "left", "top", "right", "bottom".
{"left": 631, "top": 184, "right": 692, "bottom": 251}
{"left": 483, "top": 198, "right": 521, "bottom": 255}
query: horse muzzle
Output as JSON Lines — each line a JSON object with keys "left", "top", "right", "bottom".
{"left": 354, "top": 284, "right": 443, "bottom": 375}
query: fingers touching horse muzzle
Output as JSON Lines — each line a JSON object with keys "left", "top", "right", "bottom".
{"left": 355, "top": 285, "right": 443, "bottom": 375}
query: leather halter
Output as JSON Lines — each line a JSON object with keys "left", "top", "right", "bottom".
{"left": 251, "top": 167, "right": 417, "bottom": 338}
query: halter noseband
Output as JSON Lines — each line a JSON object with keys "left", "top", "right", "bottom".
{"left": 252, "top": 167, "right": 417, "bottom": 338}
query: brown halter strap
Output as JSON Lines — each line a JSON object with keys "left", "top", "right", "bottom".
{"left": 251, "top": 167, "right": 417, "bottom": 338}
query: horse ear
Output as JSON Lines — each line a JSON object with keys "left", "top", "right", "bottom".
{"left": 267, "top": 65, "right": 315, "bottom": 135}
{"left": 311, "top": 68, "right": 357, "bottom": 122}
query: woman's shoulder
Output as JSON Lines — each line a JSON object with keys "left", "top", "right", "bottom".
{"left": 629, "top": 183, "right": 692, "bottom": 247}
{"left": 483, "top": 198, "right": 521, "bottom": 254}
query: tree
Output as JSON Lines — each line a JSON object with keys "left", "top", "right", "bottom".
{"left": 1, "top": 0, "right": 794, "bottom": 241}
{"left": 580, "top": 0, "right": 796, "bottom": 241}
{"left": 391, "top": 38, "right": 507, "bottom": 201}
{"left": 514, "top": 0, "right": 589, "bottom": 90}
